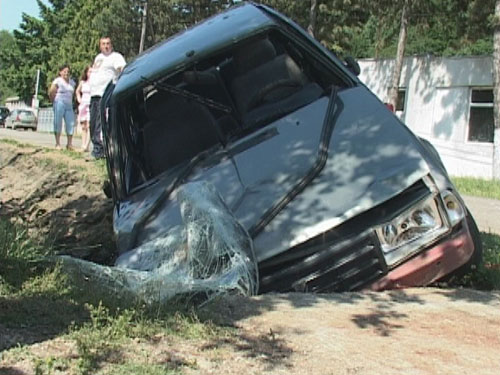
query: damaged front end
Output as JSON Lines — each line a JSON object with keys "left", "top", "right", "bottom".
{"left": 91, "top": 2, "right": 481, "bottom": 304}
{"left": 60, "top": 181, "right": 258, "bottom": 305}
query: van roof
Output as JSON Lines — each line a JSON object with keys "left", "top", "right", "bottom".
{"left": 112, "top": 3, "right": 275, "bottom": 101}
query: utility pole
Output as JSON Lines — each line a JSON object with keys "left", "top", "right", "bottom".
{"left": 32, "top": 69, "right": 40, "bottom": 109}
{"left": 307, "top": 0, "right": 318, "bottom": 38}
{"left": 139, "top": 0, "right": 148, "bottom": 54}
{"left": 388, "top": 0, "right": 410, "bottom": 110}
{"left": 493, "top": 0, "right": 500, "bottom": 179}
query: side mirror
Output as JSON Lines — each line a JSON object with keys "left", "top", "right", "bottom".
{"left": 102, "top": 180, "right": 112, "bottom": 199}
{"left": 344, "top": 56, "right": 360, "bottom": 76}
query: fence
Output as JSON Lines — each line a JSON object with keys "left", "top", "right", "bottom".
{"left": 37, "top": 107, "right": 54, "bottom": 132}
{"left": 36, "top": 107, "right": 82, "bottom": 134}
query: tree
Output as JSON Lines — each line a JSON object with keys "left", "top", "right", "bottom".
{"left": 55, "top": 0, "right": 110, "bottom": 79}
{"left": 0, "top": 31, "right": 17, "bottom": 103}
{"left": 11, "top": 13, "right": 54, "bottom": 103}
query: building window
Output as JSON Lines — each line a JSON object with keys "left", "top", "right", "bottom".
{"left": 468, "top": 88, "right": 494, "bottom": 143}
{"left": 396, "top": 88, "right": 406, "bottom": 112}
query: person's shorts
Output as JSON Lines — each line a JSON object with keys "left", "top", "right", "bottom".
{"left": 53, "top": 100, "right": 75, "bottom": 135}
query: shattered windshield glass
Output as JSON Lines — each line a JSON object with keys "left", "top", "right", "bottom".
{"left": 59, "top": 181, "right": 258, "bottom": 306}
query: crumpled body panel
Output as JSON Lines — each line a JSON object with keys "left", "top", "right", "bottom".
{"left": 59, "top": 181, "right": 258, "bottom": 305}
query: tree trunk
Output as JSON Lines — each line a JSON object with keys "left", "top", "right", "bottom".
{"left": 388, "top": 0, "right": 409, "bottom": 109}
{"left": 493, "top": 0, "right": 500, "bottom": 179}
{"left": 139, "top": 0, "right": 148, "bottom": 54}
{"left": 307, "top": 0, "right": 318, "bottom": 38}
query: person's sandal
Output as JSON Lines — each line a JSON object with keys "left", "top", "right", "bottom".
{"left": 66, "top": 145, "right": 74, "bottom": 151}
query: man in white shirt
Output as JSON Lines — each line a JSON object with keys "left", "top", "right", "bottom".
{"left": 88, "top": 36, "right": 126, "bottom": 159}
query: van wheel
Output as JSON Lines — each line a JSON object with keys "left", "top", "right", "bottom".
{"left": 441, "top": 210, "right": 483, "bottom": 282}
{"left": 464, "top": 209, "right": 483, "bottom": 269}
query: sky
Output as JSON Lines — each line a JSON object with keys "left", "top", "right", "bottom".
{"left": 0, "top": 0, "right": 49, "bottom": 32}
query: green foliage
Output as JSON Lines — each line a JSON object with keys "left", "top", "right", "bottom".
{"left": 55, "top": 0, "right": 110, "bottom": 82}
{"left": 106, "top": 363, "right": 182, "bottom": 375}
{"left": 0, "top": 0, "right": 496, "bottom": 108}
{"left": 70, "top": 303, "right": 215, "bottom": 374}
{"left": 0, "top": 31, "right": 17, "bottom": 103}
{"left": 0, "top": 214, "right": 223, "bottom": 373}
{"left": 94, "top": 0, "right": 142, "bottom": 60}
{"left": 0, "top": 219, "right": 45, "bottom": 262}
{"left": 455, "top": 232, "right": 500, "bottom": 290}
{"left": 0, "top": 218, "right": 85, "bottom": 334}
{"left": 34, "top": 356, "right": 71, "bottom": 375}
{"left": 451, "top": 177, "right": 500, "bottom": 200}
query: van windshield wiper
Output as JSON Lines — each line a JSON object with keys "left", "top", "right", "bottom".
{"left": 141, "top": 76, "right": 232, "bottom": 114}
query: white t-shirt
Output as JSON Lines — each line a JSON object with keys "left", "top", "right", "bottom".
{"left": 52, "top": 77, "right": 75, "bottom": 104}
{"left": 89, "top": 51, "right": 126, "bottom": 97}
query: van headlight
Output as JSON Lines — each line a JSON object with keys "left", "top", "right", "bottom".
{"left": 376, "top": 195, "right": 448, "bottom": 266}
{"left": 441, "top": 190, "right": 465, "bottom": 226}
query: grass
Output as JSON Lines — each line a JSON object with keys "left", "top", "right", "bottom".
{"left": 452, "top": 176, "right": 500, "bottom": 200}
{"left": 0, "top": 138, "right": 34, "bottom": 148}
{"left": 0, "top": 217, "right": 229, "bottom": 375}
{"left": 453, "top": 232, "right": 500, "bottom": 290}
{"left": 70, "top": 304, "right": 209, "bottom": 374}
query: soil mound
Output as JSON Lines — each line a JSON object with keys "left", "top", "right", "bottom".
{"left": 0, "top": 143, "right": 115, "bottom": 263}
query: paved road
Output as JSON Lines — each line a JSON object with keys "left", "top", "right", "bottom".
{"left": 462, "top": 195, "right": 500, "bottom": 235}
{"left": 0, "top": 127, "right": 82, "bottom": 149}
{"left": 1, "top": 127, "right": 499, "bottom": 234}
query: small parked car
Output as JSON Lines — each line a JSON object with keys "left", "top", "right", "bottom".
{"left": 0, "top": 106, "right": 9, "bottom": 127}
{"left": 101, "top": 2, "right": 482, "bottom": 294}
{"left": 5, "top": 109, "right": 37, "bottom": 131}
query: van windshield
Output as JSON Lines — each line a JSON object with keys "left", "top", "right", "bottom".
{"left": 111, "top": 30, "right": 349, "bottom": 195}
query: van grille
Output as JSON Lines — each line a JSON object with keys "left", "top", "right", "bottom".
{"left": 259, "top": 230, "right": 387, "bottom": 293}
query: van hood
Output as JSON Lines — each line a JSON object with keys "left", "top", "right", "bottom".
{"left": 115, "top": 86, "right": 430, "bottom": 260}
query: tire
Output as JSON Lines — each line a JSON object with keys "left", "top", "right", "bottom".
{"left": 442, "top": 209, "right": 483, "bottom": 281}
{"left": 465, "top": 209, "right": 483, "bottom": 268}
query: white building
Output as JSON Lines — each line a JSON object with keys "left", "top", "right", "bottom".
{"left": 4, "top": 96, "right": 30, "bottom": 110}
{"left": 358, "top": 56, "right": 499, "bottom": 179}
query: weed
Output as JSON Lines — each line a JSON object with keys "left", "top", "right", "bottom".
{"left": 0, "top": 138, "right": 31, "bottom": 148}
{"left": 0, "top": 219, "right": 47, "bottom": 261}
{"left": 0, "top": 219, "right": 53, "bottom": 295}
{"left": 453, "top": 232, "right": 500, "bottom": 290}
{"left": 106, "top": 363, "right": 183, "bottom": 374}
{"left": 34, "top": 356, "right": 70, "bottom": 375}
{"left": 72, "top": 303, "right": 128, "bottom": 374}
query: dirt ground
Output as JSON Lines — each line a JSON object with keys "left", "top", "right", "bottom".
{"left": 0, "top": 143, "right": 115, "bottom": 263}
{"left": 1, "top": 142, "right": 500, "bottom": 374}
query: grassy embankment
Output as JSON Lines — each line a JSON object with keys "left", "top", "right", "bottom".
{"left": 0, "top": 142, "right": 226, "bottom": 374}
{"left": 0, "top": 218, "right": 228, "bottom": 375}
